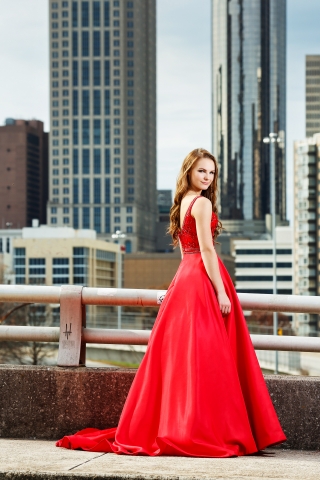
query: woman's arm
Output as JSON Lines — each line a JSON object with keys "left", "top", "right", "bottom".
{"left": 192, "top": 197, "right": 231, "bottom": 315}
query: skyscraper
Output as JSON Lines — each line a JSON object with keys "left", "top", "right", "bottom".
{"left": 212, "top": 0, "right": 286, "bottom": 226}
{"left": 0, "top": 119, "right": 48, "bottom": 229}
{"left": 48, "top": 0, "right": 156, "bottom": 253}
{"left": 306, "top": 55, "right": 320, "bottom": 138}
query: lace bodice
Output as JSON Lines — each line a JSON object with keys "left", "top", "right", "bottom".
{"left": 178, "top": 196, "right": 218, "bottom": 254}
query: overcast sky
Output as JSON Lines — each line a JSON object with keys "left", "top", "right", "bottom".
{"left": 1, "top": 0, "right": 320, "bottom": 223}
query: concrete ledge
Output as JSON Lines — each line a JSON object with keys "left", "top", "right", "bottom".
{"left": 0, "top": 365, "right": 320, "bottom": 450}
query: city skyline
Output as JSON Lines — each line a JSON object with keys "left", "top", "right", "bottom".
{"left": 1, "top": 0, "right": 320, "bottom": 224}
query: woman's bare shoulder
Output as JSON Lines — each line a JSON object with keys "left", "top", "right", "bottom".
{"left": 191, "top": 196, "right": 211, "bottom": 218}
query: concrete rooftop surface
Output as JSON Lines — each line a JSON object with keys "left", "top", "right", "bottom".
{"left": 1, "top": 440, "right": 320, "bottom": 480}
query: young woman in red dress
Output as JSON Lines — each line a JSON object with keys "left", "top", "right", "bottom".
{"left": 57, "top": 148, "right": 286, "bottom": 457}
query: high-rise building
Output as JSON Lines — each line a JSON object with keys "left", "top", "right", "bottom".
{"left": 0, "top": 119, "right": 48, "bottom": 229}
{"left": 212, "top": 0, "right": 286, "bottom": 227}
{"left": 47, "top": 0, "right": 156, "bottom": 253}
{"left": 293, "top": 134, "right": 320, "bottom": 335}
{"left": 306, "top": 55, "right": 320, "bottom": 137}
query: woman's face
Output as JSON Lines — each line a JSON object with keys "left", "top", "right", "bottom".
{"left": 189, "top": 157, "right": 215, "bottom": 192}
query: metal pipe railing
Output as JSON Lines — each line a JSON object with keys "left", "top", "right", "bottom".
{"left": 1, "top": 284, "right": 320, "bottom": 366}
{"left": 1, "top": 284, "right": 320, "bottom": 313}
{"left": 1, "top": 326, "right": 320, "bottom": 353}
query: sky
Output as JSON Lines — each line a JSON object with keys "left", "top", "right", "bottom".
{"left": 1, "top": 1, "right": 320, "bottom": 223}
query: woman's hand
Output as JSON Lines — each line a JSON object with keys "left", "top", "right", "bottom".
{"left": 217, "top": 290, "right": 231, "bottom": 316}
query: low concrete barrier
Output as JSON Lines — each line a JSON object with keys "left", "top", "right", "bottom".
{"left": 0, "top": 365, "right": 319, "bottom": 450}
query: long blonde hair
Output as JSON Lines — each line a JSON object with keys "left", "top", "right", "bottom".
{"left": 168, "top": 148, "right": 223, "bottom": 246}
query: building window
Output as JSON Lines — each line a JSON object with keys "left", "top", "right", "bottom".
{"left": 63, "top": 217, "right": 70, "bottom": 224}
{"left": 94, "top": 207, "right": 101, "bottom": 233}
{"left": 125, "top": 240, "right": 132, "bottom": 253}
{"left": 94, "top": 119, "right": 101, "bottom": 144}
{"left": 82, "top": 60, "right": 89, "bottom": 86}
{"left": 63, "top": 197, "right": 70, "bottom": 204}
{"left": 105, "top": 178, "right": 110, "bottom": 203}
{"left": 115, "top": 197, "right": 120, "bottom": 204}
{"left": 93, "top": 60, "right": 101, "bottom": 86}
{"left": 105, "top": 206, "right": 111, "bottom": 233}
{"left": 29, "top": 258, "right": 46, "bottom": 285}
{"left": 73, "top": 207, "right": 79, "bottom": 228}
{"left": 104, "top": 89, "right": 110, "bottom": 114}
{"left": 51, "top": 217, "right": 57, "bottom": 224}
{"left": 128, "top": 157, "right": 134, "bottom": 164}
{"left": 51, "top": 207, "right": 57, "bottom": 214}
{"left": 94, "top": 178, "right": 101, "bottom": 203}
{"left": 126, "top": 216, "right": 132, "bottom": 223}
{"left": 73, "top": 119, "right": 79, "bottom": 145}
{"left": 72, "top": 60, "right": 78, "bottom": 86}
{"left": 73, "top": 90, "right": 78, "bottom": 115}
{"left": 72, "top": 1, "right": 78, "bottom": 27}
{"left": 93, "top": 90, "right": 101, "bottom": 115}
{"left": 94, "top": 149, "right": 101, "bottom": 174}
{"left": 104, "top": 60, "right": 110, "bottom": 85}
{"left": 114, "top": 216, "right": 120, "bottom": 223}
{"left": 72, "top": 31, "right": 78, "bottom": 57}
{"left": 82, "top": 90, "right": 89, "bottom": 115}
{"left": 83, "top": 178, "right": 90, "bottom": 203}
{"left": 53, "top": 258, "right": 69, "bottom": 285}
{"left": 105, "top": 149, "right": 110, "bottom": 173}
{"left": 128, "top": 178, "right": 134, "bottom": 185}
{"left": 14, "top": 248, "right": 26, "bottom": 284}
{"left": 82, "top": 119, "right": 90, "bottom": 144}
{"left": 104, "top": 1, "right": 110, "bottom": 26}
{"left": 104, "top": 31, "right": 110, "bottom": 56}
{"left": 82, "top": 31, "right": 89, "bottom": 56}
{"left": 93, "top": 31, "right": 100, "bottom": 56}
{"left": 82, "top": 148, "right": 90, "bottom": 174}
{"left": 126, "top": 226, "right": 132, "bottom": 233}
{"left": 128, "top": 188, "right": 134, "bottom": 194}
{"left": 73, "top": 148, "right": 79, "bottom": 174}
{"left": 93, "top": 1, "right": 100, "bottom": 26}
{"left": 73, "top": 247, "right": 89, "bottom": 284}
{"left": 82, "top": 207, "right": 90, "bottom": 229}
{"left": 73, "top": 178, "right": 79, "bottom": 204}
{"left": 82, "top": 1, "right": 89, "bottom": 27}
{"left": 105, "top": 119, "right": 110, "bottom": 144}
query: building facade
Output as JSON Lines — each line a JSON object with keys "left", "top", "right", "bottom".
{"left": 47, "top": 0, "right": 157, "bottom": 253}
{"left": 234, "top": 226, "right": 293, "bottom": 296}
{"left": 293, "top": 135, "right": 320, "bottom": 335}
{"left": 306, "top": 55, "right": 320, "bottom": 137}
{"left": 0, "top": 119, "right": 48, "bottom": 229}
{"left": 212, "top": 0, "right": 286, "bottom": 225}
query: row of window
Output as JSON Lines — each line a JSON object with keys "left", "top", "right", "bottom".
{"left": 236, "top": 262, "right": 292, "bottom": 268}
{"left": 51, "top": 206, "right": 132, "bottom": 214}
{"left": 52, "top": 77, "right": 134, "bottom": 88}
{"left": 51, "top": 206, "right": 133, "bottom": 234}
{"left": 236, "top": 289, "right": 292, "bottom": 295}
{"left": 52, "top": 148, "right": 134, "bottom": 163}
{"left": 52, "top": 1, "right": 134, "bottom": 27}
{"left": 235, "top": 249, "right": 292, "bottom": 255}
{"left": 236, "top": 276, "right": 292, "bottom": 282}
{"left": 52, "top": 116, "right": 134, "bottom": 126}
{"left": 0, "top": 238, "right": 11, "bottom": 254}
{"left": 51, "top": 186, "right": 135, "bottom": 205}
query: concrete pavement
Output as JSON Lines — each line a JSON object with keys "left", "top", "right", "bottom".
{"left": 0, "top": 439, "right": 320, "bottom": 479}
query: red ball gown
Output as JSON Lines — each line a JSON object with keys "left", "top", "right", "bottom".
{"left": 56, "top": 196, "right": 286, "bottom": 457}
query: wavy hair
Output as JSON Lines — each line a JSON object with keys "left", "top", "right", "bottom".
{"left": 168, "top": 148, "right": 223, "bottom": 247}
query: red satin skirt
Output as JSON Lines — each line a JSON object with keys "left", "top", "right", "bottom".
{"left": 56, "top": 253, "right": 286, "bottom": 457}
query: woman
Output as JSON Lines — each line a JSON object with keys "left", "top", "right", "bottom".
{"left": 57, "top": 148, "right": 286, "bottom": 457}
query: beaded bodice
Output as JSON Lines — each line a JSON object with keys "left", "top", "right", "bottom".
{"left": 178, "top": 196, "right": 218, "bottom": 254}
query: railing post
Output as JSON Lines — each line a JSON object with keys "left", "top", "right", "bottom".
{"left": 57, "top": 286, "right": 85, "bottom": 367}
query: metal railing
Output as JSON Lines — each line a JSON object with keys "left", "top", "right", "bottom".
{"left": 1, "top": 284, "right": 320, "bottom": 366}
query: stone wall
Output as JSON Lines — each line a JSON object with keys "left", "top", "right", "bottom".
{"left": 0, "top": 365, "right": 319, "bottom": 450}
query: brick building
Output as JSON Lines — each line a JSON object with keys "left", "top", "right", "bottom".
{"left": 0, "top": 119, "right": 48, "bottom": 229}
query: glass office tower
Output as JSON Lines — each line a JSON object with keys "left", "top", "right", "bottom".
{"left": 48, "top": 0, "right": 156, "bottom": 252}
{"left": 212, "top": 0, "right": 286, "bottom": 224}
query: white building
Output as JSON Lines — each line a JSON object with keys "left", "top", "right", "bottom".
{"left": 234, "top": 226, "right": 293, "bottom": 296}
{"left": 0, "top": 229, "right": 22, "bottom": 284}
{"left": 294, "top": 134, "right": 320, "bottom": 335}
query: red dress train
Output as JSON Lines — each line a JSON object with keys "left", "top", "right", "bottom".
{"left": 56, "top": 196, "right": 286, "bottom": 457}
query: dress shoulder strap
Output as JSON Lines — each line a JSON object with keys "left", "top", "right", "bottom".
{"left": 186, "top": 195, "right": 202, "bottom": 217}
